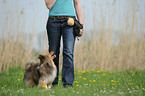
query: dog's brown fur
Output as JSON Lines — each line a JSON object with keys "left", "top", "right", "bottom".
{"left": 24, "top": 51, "right": 56, "bottom": 89}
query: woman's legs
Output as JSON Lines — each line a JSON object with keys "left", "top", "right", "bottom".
{"left": 46, "top": 18, "right": 61, "bottom": 85}
{"left": 47, "top": 17, "right": 75, "bottom": 86}
{"left": 62, "top": 25, "right": 75, "bottom": 85}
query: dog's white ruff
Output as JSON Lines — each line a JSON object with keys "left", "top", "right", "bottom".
{"left": 44, "top": 69, "right": 57, "bottom": 85}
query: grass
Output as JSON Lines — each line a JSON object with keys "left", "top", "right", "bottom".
{"left": 0, "top": 67, "right": 144, "bottom": 96}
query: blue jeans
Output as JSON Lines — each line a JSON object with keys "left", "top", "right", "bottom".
{"left": 46, "top": 17, "right": 76, "bottom": 85}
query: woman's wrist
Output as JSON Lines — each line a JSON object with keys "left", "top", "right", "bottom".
{"left": 79, "top": 20, "right": 83, "bottom": 26}
{"left": 79, "top": 20, "right": 83, "bottom": 24}
{"left": 81, "top": 23, "right": 83, "bottom": 26}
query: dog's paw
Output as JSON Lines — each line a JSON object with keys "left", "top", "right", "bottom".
{"left": 48, "top": 85, "right": 51, "bottom": 89}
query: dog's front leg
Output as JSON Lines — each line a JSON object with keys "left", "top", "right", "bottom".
{"left": 38, "top": 80, "right": 47, "bottom": 89}
{"left": 47, "top": 82, "right": 52, "bottom": 89}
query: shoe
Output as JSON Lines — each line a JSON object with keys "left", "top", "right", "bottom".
{"left": 63, "top": 84, "right": 73, "bottom": 88}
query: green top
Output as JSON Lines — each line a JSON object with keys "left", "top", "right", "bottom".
{"left": 49, "top": 0, "right": 76, "bottom": 16}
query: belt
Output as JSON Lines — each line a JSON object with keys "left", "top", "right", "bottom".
{"left": 49, "top": 16, "right": 73, "bottom": 19}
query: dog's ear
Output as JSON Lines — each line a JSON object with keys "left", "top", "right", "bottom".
{"left": 38, "top": 55, "right": 45, "bottom": 60}
{"left": 48, "top": 51, "right": 54, "bottom": 56}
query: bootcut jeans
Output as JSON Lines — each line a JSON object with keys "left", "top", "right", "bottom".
{"left": 46, "top": 17, "right": 76, "bottom": 85}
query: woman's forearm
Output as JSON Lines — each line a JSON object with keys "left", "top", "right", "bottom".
{"left": 73, "top": 0, "right": 83, "bottom": 25}
{"left": 45, "top": 0, "right": 56, "bottom": 9}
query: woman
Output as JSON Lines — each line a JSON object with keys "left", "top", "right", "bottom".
{"left": 45, "top": 0, "right": 83, "bottom": 88}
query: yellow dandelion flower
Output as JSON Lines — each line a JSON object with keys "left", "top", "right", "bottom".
{"left": 79, "top": 76, "right": 82, "bottom": 78}
{"left": 74, "top": 81, "right": 78, "bottom": 83}
{"left": 128, "top": 83, "right": 133, "bottom": 85}
{"left": 111, "top": 80, "right": 114, "bottom": 82}
{"left": 18, "top": 79, "right": 20, "bottom": 81}
{"left": 96, "top": 71, "right": 100, "bottom": 73}
{"left": 77, "top": 85, "right": 79, "bottom": 87}
{"left": 111, "top": 80, "right": 115, "bottom": 82}
{"left": 103, "top": 81, "right": 107, "bottom": 83}
{"left": 59, "top": 78, "right": 61, "bottom": 81}
{"left": 135, "top": 86, "right": 139, "bottom": 88}
{"left": 42, "top": 86, "right": 47, "bottom": 89}
{"left": 102, "top": 74, "right": 106, "bottom": 76}
{"left": 91, "top": 69, "right": 95, "bottom": 71}
{"left": 19, "top": 73, "right": 24, "bottom": 75}
{"left": 117, "top": 81, "right": 119, "bottom": 82}
{"left": 93, "top": 80, "right": 96, "bottom": 82}
{"left": 81, "top": 71, "right": 85, "bottom": 73}
{"left": 19, "top": 73, "right": 24, "bottom": 77}
{"left": 89, "top": 80, "right": 92, "bottom": 82}
{"left": 78, "top": 70, "right": 81, "bottom": 73}
{"left": 84, "top": 78, "right": 86, "bottom": 80}
{"left": 132, "top": 73, "right": 135, "bottom": 76}
{"left": 74, "top": 72, "right": 76, "bottom": 74}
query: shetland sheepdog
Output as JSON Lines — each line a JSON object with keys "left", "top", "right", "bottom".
{"left": 24, "top": 51, "right": 56, "bottom": 89}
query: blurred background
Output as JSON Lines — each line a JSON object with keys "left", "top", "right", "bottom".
{"left": 0, "top": 0, "right": 145, "bottom": 72}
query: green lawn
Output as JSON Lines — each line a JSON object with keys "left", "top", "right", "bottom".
{"left": 0, "top": 67, "right": 145, "bottom": 96}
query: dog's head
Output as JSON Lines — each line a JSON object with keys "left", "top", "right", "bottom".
{"left": 38, "top": 51, "right": 56, "bottom": 64}
{"left": 38, "top": 51, "right": 56, "bottom": 74}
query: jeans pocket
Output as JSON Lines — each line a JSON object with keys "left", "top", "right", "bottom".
{"left": 46, "top": 18, "right": 55, "bottom": 29}
{"left": 48, "top": 18, "right": 56, "bottom": 23}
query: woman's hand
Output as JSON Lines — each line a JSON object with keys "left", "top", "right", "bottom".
{"left": 78, "top": 29, "right": 84, "bottom": 37}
